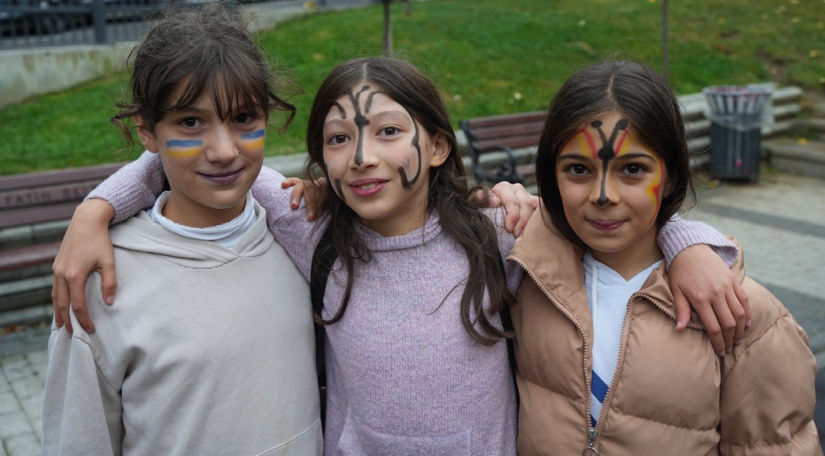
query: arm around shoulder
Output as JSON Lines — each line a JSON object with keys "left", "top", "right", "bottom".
{"left": 717, "top": 278, "right": 821, "bottom": 455}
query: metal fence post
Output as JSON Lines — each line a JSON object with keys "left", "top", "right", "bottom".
{"left": 93, "top": 0, "right": 106, "bottom": 44}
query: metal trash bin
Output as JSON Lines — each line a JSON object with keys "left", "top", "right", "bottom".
{"left": 703, "top": 86, "right": 773, "bottom": 181}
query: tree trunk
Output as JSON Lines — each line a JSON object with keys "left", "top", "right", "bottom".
{"left": 404, "top": 0, "right": 410, "bottom": 15}
{"left": 662, "top": 0, "right": 670, "bottom": 81}
{"left": 383, "top": 0, "right": 393, "bottom": 57}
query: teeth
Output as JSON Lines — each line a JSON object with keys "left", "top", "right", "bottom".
{"left": 357, "top": 183, "right": 379, "bottom": 190}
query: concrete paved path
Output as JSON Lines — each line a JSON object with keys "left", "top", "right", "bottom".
{"left": 0, "top": 168, "right": 822, "bottom": 455}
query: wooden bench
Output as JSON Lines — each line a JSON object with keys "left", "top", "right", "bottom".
{"left": 460, "top": 111, "right": 546, "bottom": 185}
{"left": 0, "top": 163, "right": 124, "bottom": 318}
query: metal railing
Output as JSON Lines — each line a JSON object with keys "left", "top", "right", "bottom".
{"left": 0, "top": 0, "right": 374, "bottom": 50}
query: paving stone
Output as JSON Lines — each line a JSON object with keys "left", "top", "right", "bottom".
{"left": 0, "top": 358, "right": 29, "bottom": 384}
{"left": 0, "top": 375, "right": 9, "bottom": 394}
{"left": 9, "top": 379, "right": 42, "bottom": 402}
{"left": 25, "top": 351, "right": 48, "bottom": 372}
{"left": 19, "top": 395, "right": 42, "bottom": 423}
{"left": 0, "top": 392, "right": 17, "bottom": 415}
{"left": 5, "top": 432, "right": 40, "bottom": 456}
{"left": 0, "top": 411, "right": 32, "bottom": 439}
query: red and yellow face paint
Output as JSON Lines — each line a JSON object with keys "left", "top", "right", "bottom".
{"left": 645, "top": 158, "right": 665, "bottom": 225}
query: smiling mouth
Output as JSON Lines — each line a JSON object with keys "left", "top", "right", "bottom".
{"left": 589, "top": 219, "right": 625, "bottom": 231}
{"left": 200, "top": 168, "right": 243, "bottom": 185}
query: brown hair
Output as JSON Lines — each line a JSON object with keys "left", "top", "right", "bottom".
{"left": 112, "top": 3, "right": 296, "bottom": 146}
{"left": 306, "top": 57, "right": 514, "bottom": 345}
{"left": 536, "top": 59, "right": 695, "bottom": 246}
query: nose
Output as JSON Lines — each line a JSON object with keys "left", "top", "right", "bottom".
{"left": 591, "top": 170, "right": 618, "bottom": 207}
{"left": 204, "top": 127, "right": 239, "bottom": 164}
{"left": 351, "top": 136, "right": 379, "bottom": 171}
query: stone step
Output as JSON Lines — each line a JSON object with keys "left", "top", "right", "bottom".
{"left": 763, "top": 138, "right": 825, "bottom": 179}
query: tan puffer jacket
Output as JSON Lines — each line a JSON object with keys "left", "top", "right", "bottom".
{"left": 507, "top": 210, "right": 821, "bottom": 456}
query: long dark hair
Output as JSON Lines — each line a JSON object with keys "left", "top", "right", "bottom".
{"left": 536, "top": 59, "right": 695, "bottom": 246}
{"left": 306, "top": 57, "right": 514, "bottom": 345}
{"left": 112, "top": 3, "right": 296, "bottom": 145}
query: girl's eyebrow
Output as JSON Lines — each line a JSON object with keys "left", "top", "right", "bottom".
{"left": 323, "top": 119, "right": 348, "bottom": 131}
{"left": 614, "top": 152, "right": 658, "bottom": 162}
{"left": 369, "top": 110, "right": 412, "bottom": 124}
{"left": 558, "top": 152, "right": 590, "bottom": 160}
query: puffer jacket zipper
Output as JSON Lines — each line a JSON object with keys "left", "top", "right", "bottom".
{"left": 509, "top": 256, "right": 596, "bottom": 452}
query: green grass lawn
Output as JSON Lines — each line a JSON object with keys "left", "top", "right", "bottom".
{"left": 1, "top": 0, "right": 823, "bottom": 175}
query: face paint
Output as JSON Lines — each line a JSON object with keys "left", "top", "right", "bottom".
{"left": 645, "top": 159, "right": 665, "bottom": 225}
{"left": 165, "top": 139, "right": 204, "bottom": 158}
{"left": 333, "top": 178, "right": 346, "bottom": 203}
{"left": 398, "top": 106, "right": 422, "bottom": 189}
{"left": 240, "top": 129, "right": 266, "bottom": 152}
{"left": 575, "top": 119, "right": 630, "bottom": 206}
{"left": 335, "top": 86, "right": 423, "bottom": 190}
{"left": 347, "top": 85, "right": 373, "bottom": 166}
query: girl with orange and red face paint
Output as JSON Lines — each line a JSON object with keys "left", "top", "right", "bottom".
{"left": 509, "top": 60, "right": 820, "bottom": 455}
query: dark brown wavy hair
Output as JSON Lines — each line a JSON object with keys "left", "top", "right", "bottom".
{"left": 111, "top": 2, "right": 296, "bottom": 146}
{"left": 536, "top": 59, "right": 695, "bottom": 246}
{"left": 306, "top": 57, "right": 515, "bottom": 345}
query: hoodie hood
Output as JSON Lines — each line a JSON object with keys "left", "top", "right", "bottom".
{"left": 109, "top": 199, "right": 274, "bottom": 269}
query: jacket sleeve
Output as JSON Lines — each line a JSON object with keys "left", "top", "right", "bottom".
{"left": 41, "top": 313, "right": 123, "bottom": 456}
{"left": 717, "top": 280, "right": 821, "bottom": 456}
{"left": 657, "top": 214, "right": 739, "bottom": 268}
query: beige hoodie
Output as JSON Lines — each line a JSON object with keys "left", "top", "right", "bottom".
{"left": 42, "top": 202, "right": 322, "bottom": 456}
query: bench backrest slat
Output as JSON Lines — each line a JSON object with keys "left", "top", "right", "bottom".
{"left": 0, "top": 163, "right": 124, "bottom": 192}
{"left": 0, "top": 203, "right": 79, "bottom": 230}
{"left": 0, "top": 181, "right": 104, "bottom": 210}
{"left": 464, "top": 111, "right": 546, "bottom": 129}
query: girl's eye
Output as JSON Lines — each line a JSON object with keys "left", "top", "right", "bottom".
{"left": 234, "top": 113, "right": 253, "bottom": 124}
{"left": 566, "top": 164, "right": 589, "bottom": 176}
{"left": 328, "top": 134, "right": 349, "bottom": 145}
{"left": 379, "top": 126, "right": 400, "bottom": 136}
{"left": 180, "top": 118, "right": 202, "bottom": 128}
{"left": 623, "top": 163, "right": 647, "bottom": 176}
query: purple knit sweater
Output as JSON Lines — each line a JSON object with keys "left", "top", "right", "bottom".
{"left": 88, "top": 151, "right": 737, "bottom": 455}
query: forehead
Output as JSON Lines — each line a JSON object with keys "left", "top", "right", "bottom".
{"left": 325, "top": 88, "right": 405, "bottom": 119}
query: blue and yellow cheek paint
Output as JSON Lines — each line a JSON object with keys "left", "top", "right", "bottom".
{"left": 165, "top": 139, "right": 204, "bottom": 158}
{"left": 240, "top": 129, "right": 266, "bottom": 153}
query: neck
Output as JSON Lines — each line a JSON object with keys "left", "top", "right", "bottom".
{"left": 162, "top": 191, "right": 247, "bottom": 228}
{"left": 588, "top": 228, "right": 663, "bottom": 280}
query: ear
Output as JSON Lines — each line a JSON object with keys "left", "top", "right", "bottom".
{"left": 135, "top": 116, "right": 159, "bottom": 153}
{"left": 427, "top": 132, "right": 451, "bottom": 168}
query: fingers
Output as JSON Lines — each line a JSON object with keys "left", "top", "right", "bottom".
{"left": 57, "top": 276, "right": 73, "bottom": 335}
{"left": 694, "top": 302, "right": 726, "bottom": 357}
{"left": 51, "top": 275, "right": 67, "bottom": 330}
{"left": 67, "top": 269, "right": 94, "bottom": 334}
{"left": 726, "top": 287, "right": 747, "bottom": 346}
{"left": 513, "top": 186, "right": 534, "bottom": 237}
{"left": 672, "top": 288, "right": 689, "bottom": 332}
{"left": 99, "top": 255, "right": 117, "bottom": 306}
{"left": 734, "top": 280, "right": 751, "bottom": 328}
{"left": 283, "top": 178, "right": 305, "bottom": 209}
{"left": 712, "top": 296, "right": 737, "bottom": 355}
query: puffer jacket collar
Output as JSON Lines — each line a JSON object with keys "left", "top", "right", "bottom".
{"left": 508, "top": 208, "right": 746, "bottom": 330}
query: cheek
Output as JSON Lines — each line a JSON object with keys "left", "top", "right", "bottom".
{"left": 164, "top": 139, "right": 204, "bottom": 159}
{"left": 239, "top": 129, "right": 266, "bottom": 154}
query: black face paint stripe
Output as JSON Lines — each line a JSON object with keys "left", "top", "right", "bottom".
{"left": 591, "top": 119, "right": 629, "bottom": 207}
{"left": 346, "top": 85, "right": 373, "bottom": 167}
{"left": 398, "top": 107, "right": 422, "bottom": 189}
{"left": 364, "top": 91, "right": 384, "bottom": 114}
{"left": 334, "top": 178, "right": 346, "bottom": 202}
{"left": 331, "top": 101, "right": 346, "bottom": 119}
